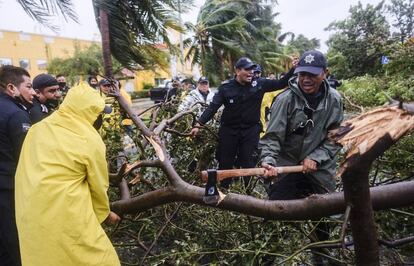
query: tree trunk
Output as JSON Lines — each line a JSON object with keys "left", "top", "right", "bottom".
{"left": 99, "top": 8, "right": 113, "bottom": 78}
{"left": 331, "top": 106, "right": 414, "bottom": 265}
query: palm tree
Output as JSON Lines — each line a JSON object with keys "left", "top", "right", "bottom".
{"left": 14, "top": 0, "right": 193, "bottom": 77}
{"left": 184, "top": 0, "right": 256, "bottom": 83}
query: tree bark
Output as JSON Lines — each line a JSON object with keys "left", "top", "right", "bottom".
{"left": 99, "top": 8, "right": 113, "bottom": 78}
{"left": 111, "top": 179, "right": 414, "bottom": 220}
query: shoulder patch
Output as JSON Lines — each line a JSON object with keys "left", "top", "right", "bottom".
{"left": 21, "top": 123, "right": 31, "bottom": 133}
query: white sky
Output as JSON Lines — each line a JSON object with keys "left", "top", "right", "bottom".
{"left": 0, "top": 0, "right": 387, "bottom": 51}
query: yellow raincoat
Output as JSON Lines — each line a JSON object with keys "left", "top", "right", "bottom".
{"left": 260, "top": 89, "right": 284, "bottom": 136}
{"left": 15, "top": 82, "right": 120, "bottom": 266}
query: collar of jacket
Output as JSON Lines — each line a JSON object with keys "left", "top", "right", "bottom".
{"left": 288, "top": 77, "right": 330, "bottom": 111}
{"left": 0, "top": 92, "right": 30, "bottom": 111}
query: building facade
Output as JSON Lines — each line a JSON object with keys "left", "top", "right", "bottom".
{"left": 0, "top": 29, "right": 198, "bottom": 91}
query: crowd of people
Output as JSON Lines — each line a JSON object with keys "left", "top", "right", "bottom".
{"left": 0, "top": 49, "right": 343, "bottom": 265}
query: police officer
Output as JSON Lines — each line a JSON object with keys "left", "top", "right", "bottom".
{"left": 30, "top": 73, "right": 61, "bottom": 124}
{"left": 326, "top": 69, "right": 342, "bottom": 90}
{"left": 260, "top": 50, "right": 344, "bottom": 264}
{"left": 253, "top": 64, "right": 262, "bottom": 79}
{"left": 191, "top": 57, "right": 298, "bottom": 187}
{"left": 56, "top": 74, "right": 70, "bottom": 98}
{"left": 0, "top": 65, "right": 35, "bottom": 266}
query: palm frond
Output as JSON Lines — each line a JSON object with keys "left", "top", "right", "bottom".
{"left": 16, "top": 0, "right": 78, "bottom": 30}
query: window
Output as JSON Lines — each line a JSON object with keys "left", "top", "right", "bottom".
{"left": 155, "top": 78, "right": 166, "bottom": 86}
{"left": 19, "top": 59, "right": 30, "bottom": 70}
{"left": 0, "top": 58, "right": 12, "bottom": 66}
{"left": 37, "top": 59, "right": 47, "bottom": 70}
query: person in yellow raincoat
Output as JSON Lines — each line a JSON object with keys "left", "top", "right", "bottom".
{"left": 15, "top": 82, "right": 121, "bottom": 266}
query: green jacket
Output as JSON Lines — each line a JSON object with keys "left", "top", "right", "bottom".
{"left": 259, "top": 77, "right": 344, "bottom": 192}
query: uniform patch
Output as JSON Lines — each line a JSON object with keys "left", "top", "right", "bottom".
{"left": 40, "top": 104, "right": 49, "bottom": 113}
{"left": 252, "top": 80, "right": 258, "bottom": 87}
{"left": 22, "top": 123, "right": 31, "bottom": 132}
{"left": 229, "top": 99, "right": 234, "bottom": 104}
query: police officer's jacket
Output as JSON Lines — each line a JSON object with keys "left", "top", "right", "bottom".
{"left": 259, "top": 77, "right": 344, "bottom": 192}
{"left": 198, "top": 68, "right": 294, "bottom": 128}
{"left": 29, "top": 97, "right": 56, "bottom": 124}
{"left": 0, "top": 93, "right": 31, "bottom": 190}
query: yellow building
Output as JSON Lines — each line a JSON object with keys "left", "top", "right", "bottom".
{"left": 0, "top": 29, "right": 98, "bottom": 77}
{"left": 0, "top": 29, "right": 197, "bottom": 91}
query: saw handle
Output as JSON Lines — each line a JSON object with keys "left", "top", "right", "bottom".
{"left": 201, "top": 166, "right": 304, "bottom": 182}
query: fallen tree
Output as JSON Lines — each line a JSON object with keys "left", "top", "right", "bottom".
{"left": 107, "top": 92, "right": 414, "bottom": 265}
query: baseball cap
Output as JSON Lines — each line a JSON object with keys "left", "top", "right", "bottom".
{"left": 235, "top": 57, "right": 257, "bottom": 69}
{"left": 103, "top": 105, "right": 112, "bottom": 114}
{"left": 198, "top": 76, "right": 209, "bottom": 83}
{"left": 254, "top": 64, "right": 262, "bottom": 73}
{"left": 294, "top": 50, "right": 327, "bottom": 75}
{"left": 98, "top": 79, "right": 111, "bottom": 86}
{"left": 33, "top": 74, "right": 58, "bottom": 90}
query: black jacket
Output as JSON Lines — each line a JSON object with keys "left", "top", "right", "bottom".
{"left": 0, "top": 93, "right": 31, "bottom": 190}
{"left": 29, "top": 97, "right": 52, "bottom": 124}
{"left": 198, "top": 68, "right": 294, "bottom": 128}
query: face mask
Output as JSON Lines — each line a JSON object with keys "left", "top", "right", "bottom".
{"left": 11, "top": 86, "right": 32, "bottom": 109}
{"left": 58, "top": 82, "right": 66, "bottom": 89}
{"left": 47, "top": 99, "right": 60, "bottom": 108}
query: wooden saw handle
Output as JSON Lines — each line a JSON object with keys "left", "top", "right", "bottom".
{"left": 201, "top": 165, "right": 304, "bottom": 182}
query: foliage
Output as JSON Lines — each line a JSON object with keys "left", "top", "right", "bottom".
{"left": 326, "top": 1, "right": 391, "bottom": 79}
{"left": 339, "top": 75, "right": 388, "bottom": 109}
{"left": 184, "top": 0, "right": 298, "bottom": 84}
{"left": 386, "top": 0, "right": 414, "bottom": 43}
{"left": 46, "top": 44, "right": 122, "bottom": 85}
{"left": 285, "top": 34, "right": 320, "bottom": 56}
{"left": 384, "top": 41, "right": 414, "bottom": 79}
{"left": 94, "top": 0, "right": 194, "bottom": 70}
{"left": 13, "top": 0, "right": 77, "bottom": 30}
{"left": 184, "top": 0, "right": 254, "bottom": 83}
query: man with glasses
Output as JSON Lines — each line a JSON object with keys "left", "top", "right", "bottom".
{"left": 30, "top": 74, "right": 61, "bottom": 124}
{"left": 191, "top": 57, "right": 297, "bottom": 188}
{"left": 259, "top": 50, "right": 344, "bottom": 264}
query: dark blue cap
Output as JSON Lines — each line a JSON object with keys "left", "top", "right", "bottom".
{"left": 294, "top": 50, "right": 327, "bottom": 75}
{"left": 198, "top": 76, "right": 209, "bottom": 83}
{"left": 254, "top": 64, "right": 262, "bottom": 73}
{"left": 98, "top": 79, "right": 111, "bottom": 86}
{"left": 235, "top": 57, "right": 257, "bottom": 69}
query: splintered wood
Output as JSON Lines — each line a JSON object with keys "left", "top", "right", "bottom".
{"left": 329, "top": 105, "right": 414, "bottom": 165}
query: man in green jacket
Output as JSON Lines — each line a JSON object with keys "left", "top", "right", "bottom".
{"left": 259, "top": 49, "right": 343, "bottom": 199}
{"left": 259, "top": 50, "right": 343, "bottom": 264}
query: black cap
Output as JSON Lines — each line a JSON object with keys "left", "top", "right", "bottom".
{"left": 198, "top": 76, "right": 209, "bottom": 83}
{"left": 294, "top": 50, "right": 327, "bottom": 75}
{"left": 98, "top": 79, "right": 111, "bottom": 86}
{"left": 33, "top": 74, "right": 58, "bottom": 90}
{"left": 235, "top": 57, "right": 257, "bottom": 69}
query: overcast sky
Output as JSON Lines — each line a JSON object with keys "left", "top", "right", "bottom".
{"left": 0, "top": 0, "right": 387, "bottom": 51}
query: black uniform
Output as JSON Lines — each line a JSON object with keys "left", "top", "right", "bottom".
{"left": 327, "top": 74, "right": 342, "bottom": 90}
{"left": 0, "top": 93, "right": 31, "bottom": 266}
{"left": 29, "top": 97, "right": 54, "bottom": 124}
{"left": 198, "top": 68, "right": 294, "bottom": 186}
